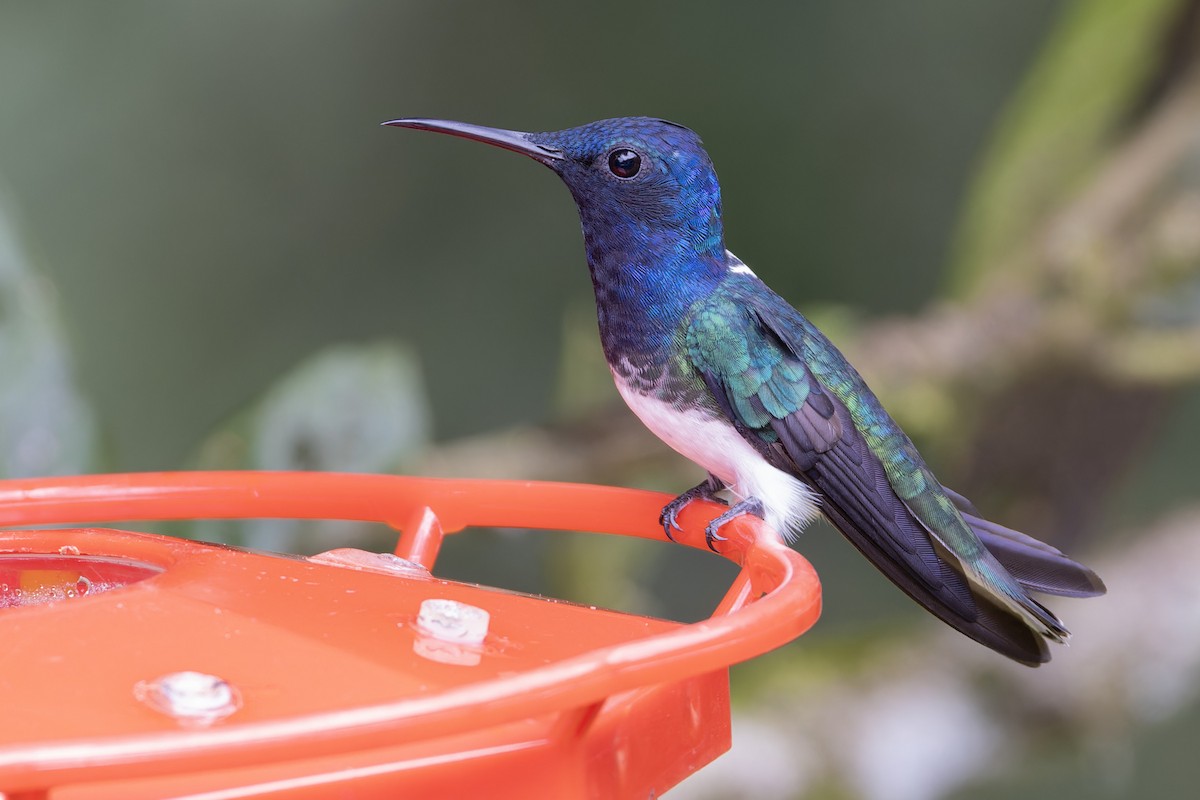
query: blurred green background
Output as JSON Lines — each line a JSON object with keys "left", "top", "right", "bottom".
{"left": 2, "top": 1, "right": 1199, "bottom": 798}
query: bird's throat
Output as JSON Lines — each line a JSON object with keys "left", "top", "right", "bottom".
{"left": 587, "top": 248, "right": 724, "bottom": 366}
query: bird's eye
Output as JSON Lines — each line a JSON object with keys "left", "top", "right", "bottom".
{"left": 607, "top": 148, "right": 641, "bottom": 179}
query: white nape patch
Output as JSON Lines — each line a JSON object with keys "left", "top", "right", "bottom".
{"left": 612, "top": 372, "right": 819, "bottom": 540}
{"left": 726, "top": 250, "right": 756, "bottom": 276}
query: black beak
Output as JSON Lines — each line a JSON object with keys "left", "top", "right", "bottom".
{"left": 382, "top": 118, "right": 564, "bottom": 166}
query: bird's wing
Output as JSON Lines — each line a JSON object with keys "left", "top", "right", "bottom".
{"left": 684, "top": 285, "right": 1078, "bottom": 664}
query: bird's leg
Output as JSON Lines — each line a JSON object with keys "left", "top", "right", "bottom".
{"left": 660, "top": 473, "right": 725, "bottom": 542}
{"left": 704, "top": 497, "right": 765, "bottom": 552}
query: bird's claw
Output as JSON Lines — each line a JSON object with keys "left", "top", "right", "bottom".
{"left": 659, "top": 478, "right": 723, "bottom": 543}
{"left": 658, "top": 500, "right": 687, "bottom": 543}
{"left": 703, "top": 523, "right": 728, "bottom": 553}
{"left": 660, "top": 482, "right": 765, "bottom": 551}
{"left": 702, "top": 497, "right": 765, "bottom": 552}
{"left": 657, "top": 482, "right": 758, "bottom": 551}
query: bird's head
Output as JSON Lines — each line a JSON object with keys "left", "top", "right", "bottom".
{"left": 385, "top": 116, "right": 726, "bottom": 264}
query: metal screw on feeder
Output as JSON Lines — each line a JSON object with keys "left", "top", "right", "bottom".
{"left": 417, "top": 598, "right": 491, "bottom": 645}
{"left": 133, "top": 671, "right": 242, "bottom": 727}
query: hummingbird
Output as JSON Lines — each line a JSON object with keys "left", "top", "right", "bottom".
{"left": 384, "top": 116, "right": 1106, "bottom": 666}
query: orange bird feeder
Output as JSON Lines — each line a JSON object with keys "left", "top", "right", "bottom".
{"left": 0, "top": 472, "right": 821, "bottom": 799}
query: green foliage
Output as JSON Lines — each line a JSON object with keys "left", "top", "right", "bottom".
{"left": 950, "top": 0, "right": 1181, "bottom": 295}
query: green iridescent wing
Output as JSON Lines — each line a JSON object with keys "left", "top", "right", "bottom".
{"left": 684, "top": 280, "right": 1102, "bottom": 664}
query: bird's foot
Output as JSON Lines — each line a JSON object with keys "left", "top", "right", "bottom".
{"left": 660, "top": 476, "right": 724, "bottom": 542}
{"left": 704, "top": 497, "right": 765, "bottom": 552}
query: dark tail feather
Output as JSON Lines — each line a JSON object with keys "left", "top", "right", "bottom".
{"left": 817, "top": 499, "right": 1052, "bottom": 666}
{"left": 943, "top": 486, "right": 1107, "bottom": 599}
{"left": 966, "top": 514, "right": 1107, "bottom": 598}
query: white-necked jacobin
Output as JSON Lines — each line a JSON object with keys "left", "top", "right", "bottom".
{"left": 384, "top": 116, "right": 1106, "bottom": 666}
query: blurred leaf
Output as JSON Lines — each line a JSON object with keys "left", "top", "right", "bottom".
{"left": 194, "top": 340, "right": 430, "bottom": 473}
{"left": 950, "top": 0, "right": 1181, "bottom": 295}
{"left": 0, "top": 191, "right": 96, "bottom": 476}
{"left": 191, "top": 340, "right": 430, "bottom": 551}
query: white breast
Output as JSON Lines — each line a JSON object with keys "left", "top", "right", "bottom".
{"left": 612, "top": 372, "right": 819, "bottom": 540}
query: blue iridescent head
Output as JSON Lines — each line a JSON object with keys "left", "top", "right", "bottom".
{"left": 384, "top": 116, "right": 727, "bottom": 270}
